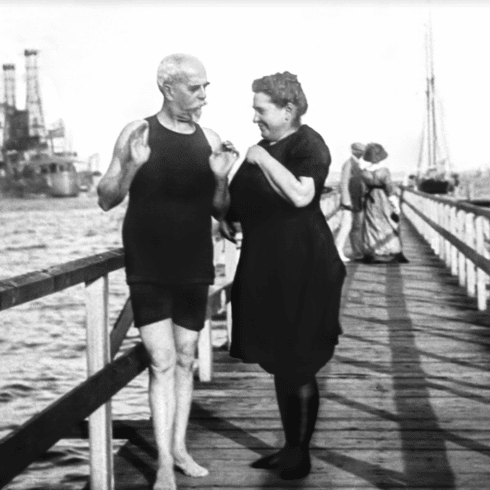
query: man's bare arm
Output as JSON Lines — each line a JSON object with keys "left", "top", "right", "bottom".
{"left": 97, "top": 120, "right": 150, "bottom": 211}
{"left": 202, "top": 128, "right": 239, "bottom": 221}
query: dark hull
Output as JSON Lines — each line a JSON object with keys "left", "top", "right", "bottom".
{"left": 418, "top": 179, "right": 450, "bottom": 195}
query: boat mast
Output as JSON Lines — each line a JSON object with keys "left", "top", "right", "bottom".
{"left": 425, "top": 9, "right": 437, "bottom": 175}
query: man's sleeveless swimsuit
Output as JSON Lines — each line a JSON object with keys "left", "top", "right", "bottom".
{"left": 122, "top": 115, "right": 216, "bottom": 328}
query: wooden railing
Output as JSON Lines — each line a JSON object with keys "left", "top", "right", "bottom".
{"left": 0, "top": 188, "right": 340, "bottom": 490}
{"left": 401, "top": 187, "right": 490, "bottom": 311}
{"left": 0, "top": 244, "right": 238, "bottom": 490}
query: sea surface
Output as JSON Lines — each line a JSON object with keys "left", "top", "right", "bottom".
{"left": 0, "top": 193, "right": 228, "bottom": 490}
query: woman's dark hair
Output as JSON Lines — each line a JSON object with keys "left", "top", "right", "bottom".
{"left": 252, "top": 71, "right": 308, "bottom": 123}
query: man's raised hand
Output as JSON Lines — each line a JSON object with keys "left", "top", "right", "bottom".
{"left": 128, "top": 120, "right": 151, "bottom": 168}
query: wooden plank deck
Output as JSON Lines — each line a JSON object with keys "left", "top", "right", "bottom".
{"left": 112, "top": 220, "right": 490, "bottom": 489}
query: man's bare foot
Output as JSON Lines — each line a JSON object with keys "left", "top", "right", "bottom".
{"left": 173, "top": 451, "right": 209, "bottom": 477}
{"left": 153, "top": 463, "right": 177, "bottom": 490}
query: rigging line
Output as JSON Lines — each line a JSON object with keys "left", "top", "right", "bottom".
{"left": 431, "top": 79, "right": 439, "bottom": 172}
{"left": 417, "top": 115, "right": 426, "bottom": 176}
{"left": 436, "top": 96, "right": 452, "bottom": 168}
{"left": 425, "top": 14, "right": 435, "bottom": 172}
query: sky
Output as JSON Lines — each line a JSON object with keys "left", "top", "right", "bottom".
{"left": 1, "top": 0, "right": 490, "bottom": 179}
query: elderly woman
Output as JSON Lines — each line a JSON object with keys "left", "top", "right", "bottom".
{"left": 223, "top": 72, "right": 345, "bottom": 480}
{"left": 360, "top": 143, "right": 409, "bottom": 263}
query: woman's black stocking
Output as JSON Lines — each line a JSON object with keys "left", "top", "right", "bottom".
{"left": 250, "top": 374, "right": 319, "bottom": 480}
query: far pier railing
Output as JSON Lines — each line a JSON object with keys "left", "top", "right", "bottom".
{"left": 0, "top": 187, "right": 341, "bottom": 490}
{"left": 401, "top": 187, "right": 490, "bottom": 311}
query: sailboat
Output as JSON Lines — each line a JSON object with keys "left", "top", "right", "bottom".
{"left": 415, "top": 10, "right": 454, "bottom": 195}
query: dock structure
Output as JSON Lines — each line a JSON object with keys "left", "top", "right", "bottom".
{"left": 1, "top": 187, "right": 489, "bottom": 489}
{"left": 110, "top": 218, "right": 490, "bottom": 489}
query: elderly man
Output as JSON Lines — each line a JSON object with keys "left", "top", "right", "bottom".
{"left": 97, "top": 53, "right": 238, "bottom": 490}
{"left": 335, "top": 142, "right": 366, "bottom": 261}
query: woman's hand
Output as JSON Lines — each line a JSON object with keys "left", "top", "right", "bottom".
{"left": 388, "top": 195, "right": 401, "bottom": 215}
{"left": 209, "top": 141, "right": 239, "bottom": 179}
{"left": 218, "top": 220, "right": 238, "bottom": 243}
{"left": 245, "top": 145, "right": 270, "bottom": 166}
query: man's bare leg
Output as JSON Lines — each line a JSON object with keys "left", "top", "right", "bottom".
{"left": 139, "top": 319, "right": 178, "bottom": 490}
{"left": 172, "top": 324, "right": 209, "bottom": 477}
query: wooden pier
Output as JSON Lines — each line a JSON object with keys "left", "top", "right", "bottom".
{"left": 111, "top": 219, "right": 490, "bottom": 489}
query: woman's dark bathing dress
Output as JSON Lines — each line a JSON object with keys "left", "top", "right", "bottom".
{"left": 228, "top": 125, "right": 346, "bottom": 380}
{"left": 122, "top": 115, "right": 216, "bottom": 324}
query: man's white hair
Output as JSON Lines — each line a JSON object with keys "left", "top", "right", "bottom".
{"left": 156, "top": 53, "right": 203, "bottom": 92}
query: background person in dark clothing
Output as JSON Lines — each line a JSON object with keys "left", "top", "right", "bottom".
{"left": 97, "top": 53, "right": 238, "bottom": 490}
{"left": 335, "top": 142, "right": 366, "bottom": 261}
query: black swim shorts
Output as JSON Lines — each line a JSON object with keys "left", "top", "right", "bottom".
{"left": 129, "top": 283, "right": 209, "bottom": 331}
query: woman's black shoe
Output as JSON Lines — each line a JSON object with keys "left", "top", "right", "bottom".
{"left": 279, "top": 449, "right": 311, "bottom": 480}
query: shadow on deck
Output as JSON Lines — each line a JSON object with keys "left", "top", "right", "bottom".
{"left": 112, "top": 220, "right": 490, "bottom": 489}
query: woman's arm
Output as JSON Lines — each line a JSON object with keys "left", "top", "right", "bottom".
{"left": 97, "top": 120, "right": 150, "bottom": 211}
{"left": 245, "top": 145, "right": 315, "bottom": 208}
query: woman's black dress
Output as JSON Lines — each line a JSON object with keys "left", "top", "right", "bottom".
{"left": 228, "top": 125, "right": 346, "bottom": 380}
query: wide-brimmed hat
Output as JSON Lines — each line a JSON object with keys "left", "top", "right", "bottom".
{"left": 364, "top": 143, "right": 388, "bottom": 163}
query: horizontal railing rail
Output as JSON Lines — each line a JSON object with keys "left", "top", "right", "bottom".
{"left": 401, "top": 187, "right": 490, "bottom": 311}
{"left": 0, "top": 249, "right": 124, "bottom": 312}
{"left": 405, "top": 188, "right": 490, "bottom": 219}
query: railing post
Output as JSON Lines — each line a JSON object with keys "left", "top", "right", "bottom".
{"left": 450, "top": 206, "right": 458, "bottom": 276}
{"left": 224, "top": 235, "right": 240, "bottom": 348}
{"left": 438, "top": 203, "right": 445, "bottom": 261}
{"left": 421, "top": 197, "right": 428, "bottom": 241}
{"left": 429, "top": 200, "right": 434, "bottom": 248}
{"left": 475, "top": 216, "right": 488, "bottom": 310}
{"left": 465, "top": 213, "right": 476, "bottom": 297}
{"left": 457, "top": 210, "right": 466, "bottom": 288}
{"left": 85, "top": 274, "right": 113, "bottom": 490}
{"left": 444, "top": 204, "right": 451, "bottom": 268}
{"left": 433, "top": 201, "right": 440, "bottom": 255}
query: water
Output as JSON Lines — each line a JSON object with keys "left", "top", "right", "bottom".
{"left": 0, "top": 194, "right": 228, "bottom": 489}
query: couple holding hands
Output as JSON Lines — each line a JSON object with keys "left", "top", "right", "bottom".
{"left": 98, "top": 53, "right": 345, "bottom": 489}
